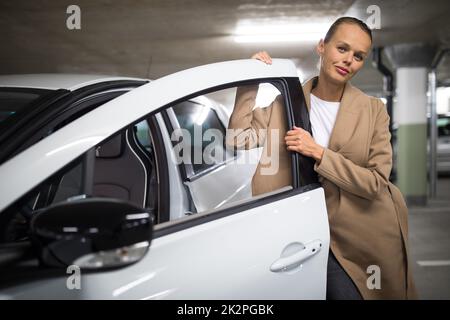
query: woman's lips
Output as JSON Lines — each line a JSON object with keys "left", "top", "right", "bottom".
{"left": 335, "top": 66, "right": 349, "bottom": 76}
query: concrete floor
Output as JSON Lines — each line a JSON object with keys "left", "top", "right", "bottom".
{"left": 409, "top": 177, "right": 450, "bottom": 299}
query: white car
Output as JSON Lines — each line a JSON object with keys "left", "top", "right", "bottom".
{"left": 0, "top": 60, "right": 329, "bottom": 299}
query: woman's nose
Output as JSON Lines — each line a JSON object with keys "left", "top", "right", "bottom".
{"left": 342, "top": 53, "right": 352, "bottom": 65}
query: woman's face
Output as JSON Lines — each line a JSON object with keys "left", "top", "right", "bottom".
{"left": 317, "top": 23, "right": 372, "bottom": 85}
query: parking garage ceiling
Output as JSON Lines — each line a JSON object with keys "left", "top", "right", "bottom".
{"left": 1, "top": 0, "right": 449, "bottom": 94}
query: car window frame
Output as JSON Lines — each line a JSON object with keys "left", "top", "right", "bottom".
{"left": 0, "top": 80, "right": 147, "bottom": 164}
{"left": 146, "top": 76, "right": 317, "bottom": 236}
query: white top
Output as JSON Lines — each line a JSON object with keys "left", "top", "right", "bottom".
{"left": 309, "top": 94, "right": 341, "bottom": 148}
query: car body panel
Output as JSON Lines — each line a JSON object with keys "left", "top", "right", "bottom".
{"left": 437, "top": 136, "right": 450, "bottom": 173}
{"left": 437, "top": 115, "right": 450, "bottom": 173}
{"left": 0, "top": 59, "right": 329, "bottom": 300}
{"left": 0, "top": 188, "right": 329, "bottom": 300}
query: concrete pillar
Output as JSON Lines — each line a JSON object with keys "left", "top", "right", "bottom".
{"left": 395, "top": 67, "right": 428, "bottom": 204}
{"left": 385, "top": 43, "right": 437, "bottom": 206}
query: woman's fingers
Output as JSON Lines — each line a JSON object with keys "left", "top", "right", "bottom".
{"left": 287, "top": 145, "right": 300, "bottom": 153}
{"left": 285, "top": 140, "right": 301, "bottom": 146}
{"left": 286, "top": 127, "right": 304, "bottom": 135}
{"left": 285, "top": 130, "right": 303, "bottom": 138}
{"left": 251, "top": 51, "right": 272, "bottom": 64}
{"left": 285, "top": 135, "right": 300, "bottom": 141}
{"left": 260, "top": 51, "right": 272, "bottom": 64}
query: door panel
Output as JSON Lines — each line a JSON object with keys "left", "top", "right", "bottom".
{"left": 0, "top": 188, "right": 328, "bottom": 299}
{"left": 80, "top": 188, "right": 329, "bottom": 299}
{"left": 0, "top": 59, "right": 330, "bottom": 299}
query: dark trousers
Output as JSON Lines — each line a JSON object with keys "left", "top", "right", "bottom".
{"left": 326, "top": 251, "right": 363, "bottom": 300}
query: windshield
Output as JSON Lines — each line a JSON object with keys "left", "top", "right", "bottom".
{"left": 0, "top": 88, "right": 54, "bottom": 129}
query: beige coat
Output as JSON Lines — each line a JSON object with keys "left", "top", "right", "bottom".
{"left": 227, "top": 78, "right": 417, "bottom": 299}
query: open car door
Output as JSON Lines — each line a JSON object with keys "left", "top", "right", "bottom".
{"left": 0, "top": 59, "right": 329, "bottom": 299}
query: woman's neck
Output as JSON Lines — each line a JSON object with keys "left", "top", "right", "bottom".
{"left": 311, "top": 74, "right": 345, "bottom": 102}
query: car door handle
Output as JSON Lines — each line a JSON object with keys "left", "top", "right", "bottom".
{"left": 270, "top": 240, "right": 323, "bottom": 273}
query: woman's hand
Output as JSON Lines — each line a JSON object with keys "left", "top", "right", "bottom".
{"left": 251, "top": 51, "right": 272, "bottom": 64}
{"left": 285, "top": 126, "right": 324, "bottom": 162}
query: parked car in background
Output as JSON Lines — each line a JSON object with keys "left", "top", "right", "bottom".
{"left": 0, "top": 60, "right": 329, "bottom": 299}
{"left": 390, "top": 113, "right": 450, "bottom": 182}
{"left": 437, "top": 113, "right": 450, "bottom": 175}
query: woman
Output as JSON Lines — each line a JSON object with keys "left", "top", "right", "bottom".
{"left": 228, "top": 17, "right": 417, "bottom": 299}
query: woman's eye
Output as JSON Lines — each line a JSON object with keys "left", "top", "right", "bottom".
{"left": 354, "top": 55, "right": 363, "bottom": 61}
{"left": 337, "top": 47, "right": 345, "bottom": 53}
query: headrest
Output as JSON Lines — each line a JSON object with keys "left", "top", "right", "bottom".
{"left": 96, "top": 134, "right": 123, "bottom": 158}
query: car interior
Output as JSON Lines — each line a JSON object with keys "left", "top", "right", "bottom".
{"left": 92, "top": 127, "right": 152, "bottom": 209}
{"left": 0, "top": 122, "right": 159, "bottom": 244}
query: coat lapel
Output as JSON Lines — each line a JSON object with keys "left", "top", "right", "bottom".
{"left": 302, "top": 77, "right": 362, "bottom": 152}
{"left": 301, "top": 77, "right": 315, "bottom": 112}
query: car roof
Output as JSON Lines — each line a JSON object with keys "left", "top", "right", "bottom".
{"left": 0, "top": 74, "right": 148, "bottom": 91}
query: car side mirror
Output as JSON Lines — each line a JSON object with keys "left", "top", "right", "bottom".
{"left": 30, "top": 198, "right": 153, "bottom": 270}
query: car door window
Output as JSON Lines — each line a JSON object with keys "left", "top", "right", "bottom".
{"left": 0, "top": 88, "right": 53, "bottom": 127}
{"left": 159, "top": 82, "right": 293, "bottom": 218}
{"left": 0, "top": 120, "right": 156, "bottom": 244}
{"left": 171, "top": 100, "right": 231, "bottom": 175}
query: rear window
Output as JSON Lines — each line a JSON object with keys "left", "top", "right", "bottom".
{"left": 0, "top": 88, "right": 53, "bottom": 128}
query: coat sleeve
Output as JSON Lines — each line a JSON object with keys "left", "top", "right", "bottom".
{"left": 226, "top": 85, "right": 277, "bottom": 150}
{"left": 314, "top": 99, "right": 392, "bottom": 200}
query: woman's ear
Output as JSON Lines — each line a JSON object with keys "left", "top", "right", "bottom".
{"left": 316, "top": 39, "right": 325, "bottom": 71}
{"left": 316, "top": 39, "right": 325, "bottom": 57}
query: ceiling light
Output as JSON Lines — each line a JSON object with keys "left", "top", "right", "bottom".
{"left": 234, "top": 22, "right": 331, "bottom": 43}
